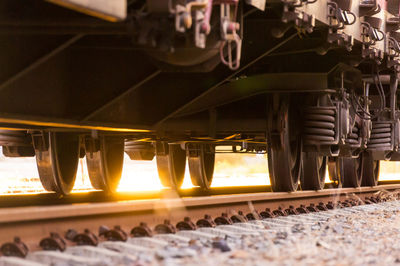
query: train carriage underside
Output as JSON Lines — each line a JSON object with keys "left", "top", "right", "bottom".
{"left": 1, "top": 0, "right": 400, "bottom": 195}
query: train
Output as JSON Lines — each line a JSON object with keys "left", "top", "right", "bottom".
{"left": 0, "top": 0, "right": 399, "bottom": 195}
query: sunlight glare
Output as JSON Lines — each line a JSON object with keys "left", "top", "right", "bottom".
{"left": 0, "top": 145, "right": 399, "bottom": 195}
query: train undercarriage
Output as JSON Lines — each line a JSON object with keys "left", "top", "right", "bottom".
{"left": 2, "top": 0, "right": 400, "bottom": 195}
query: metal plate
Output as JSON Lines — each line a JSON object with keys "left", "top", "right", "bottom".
{"left": 46, "top": 0, "right": 126, "bottom": 22}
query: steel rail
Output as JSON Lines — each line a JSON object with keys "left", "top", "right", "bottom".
{"left": 3, "top": 184, "right": 400, "bottom": 223}
{"left": 1, "top": 184, "right": 399, "bottom": 250}
{"left": 0, "top": 185, "right": 273, "bottom": 208}
{"left": 1, "top": 180, "right": 399, "bottom": 208}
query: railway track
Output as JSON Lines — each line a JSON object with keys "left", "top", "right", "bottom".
{"left": 1, "top": 184, "right": 400, "bottom": 265}
{"left": 1, "top": 180, "right": 399, "bottom": 208}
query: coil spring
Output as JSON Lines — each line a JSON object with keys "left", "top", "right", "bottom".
{"left": 303, "top": 107, "right": 336, "bottom": 145}
{"left": 345, "top": 125, "right": 360, "bottom": 146}
{"left": 367, "top": 122, "right": 392, "bottom": 149}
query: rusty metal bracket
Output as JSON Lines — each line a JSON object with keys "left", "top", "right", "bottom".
{"left": 219, "top": 1, "right": 242, "bottom": 70}
{"left": 360, "top": 17, "right": 385, "bottom": 63}
{"left": 176, "top": 217, "right": 197, "bottom": 230}
{"left": 214, "top": 213, "right": 233, "bottom": 225}
{"left": 196, "top": 214, "right": 217, "bottom": 227}
{"left": 230, "top": 210, "right": 248, "bottom": 223}
{"left": 327, "top": 31, "right": 353, "bottom": 51}
{"left": 317, "top": 202, "right": 329, "bottom": 211}
{"left": 260, "top": 208, "right": 275, "bottom": 218}
{"left": 175, "top": 0, "right": 209, "bottom": 32}
{"left": 100, "top": 225, "right": 128, "bottom": 242}
{"left": 0, "top": 237, "right": 29, "bottom": 258}
{"left": 282, "top": 1, "right": 315, "bottom": 33}
{"left": 131, "top": 222, "right": 153, "bottom": 237}
{"left": 296, "top": 204, "right": 309, "bottom": 214}
{"left": 362, "top": 46, "right": 384, "bottom": 63}
{"left": 387, "top": 16, "right": 400, "bottom": 32}
{"left": 306, "top": 203, "right": 320, "bottom": 212}
{"left": 246, "top": 210, "right": 261, "bottom": 220}
{"left": 325, "top": 0, "right": 356, "bottom": 51}
{"left": 361, "top": 21, "right": 385, "bottom": 46}
{"left": 174, "top": 0, "right": 215, "bottom": 49}
{"left": 359, "top": 0, "right": 381, "bottom": 17}
{"left": 285, "top": 205, "right": 299, "bottom": 215}
{"left": 327, "top": 1, "right": 356, "bottom": 29}
{"left": 387, "top": 32, "right": 400, "bottom": 69}
{"left": 39, "top": 232, "right": 66, "bottom": 251}
{"left": 67, "top": 229, "right": 98, "bottom": 246}
{"left": 155, "top": 220, "right": 177, "bottom": 234}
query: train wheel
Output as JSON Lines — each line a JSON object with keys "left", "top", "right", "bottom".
{"left": 268, "top": 102, "right": 302, "bottom": 192}
{"left": 156, "top": 142, "right": 186, "bottom": 189}
{"left": 301, "top": 153, "right": 327, "bottom": 190}
{"left": 85, "top": 136, "right": 124, "bottom": 192}
{"left": 187, "top": 144, "right": 215, "bottom": 189}
{"left": 35, "top": 132, "right": 80, "bottom": 195}
{"left": 362, "top": 152, "right": 380, "bottom": 186}
{"left": 340, "top": 155, "right": 363, "bottom": 188}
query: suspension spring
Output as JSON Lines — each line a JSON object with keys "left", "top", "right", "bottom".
{"left": 367, "top": 122, "right": 392, "bottom": 149}
{"left": 345, "top": 125, "right": 360, "bottom": 146}
{"left": 303, "top": 107, "right": 337, "bottom": 145}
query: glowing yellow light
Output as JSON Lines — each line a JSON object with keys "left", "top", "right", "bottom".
{"left": 0, "top": 150, "right": 399, "bottom": 195}
{"left": 117, "top": 155, "right": 163, "bottom": 192}
{"left": 378, "top": 161, "right": 400, "bottom": 181}
{"left": 210, "top": 153, "right": 270, "bottom": 187}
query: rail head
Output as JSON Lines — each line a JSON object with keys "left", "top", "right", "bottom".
{"left": 1, "top": 184, "right": 398, "bottom": 224}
